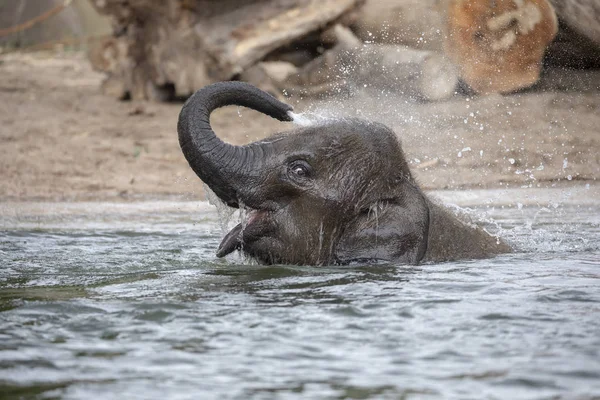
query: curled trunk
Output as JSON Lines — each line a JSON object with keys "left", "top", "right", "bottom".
{"left": 177, "top": 81, "right": 293, "bottom": 207}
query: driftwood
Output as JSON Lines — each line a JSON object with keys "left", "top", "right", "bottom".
{"left": 87, "top": 0, "right": 598, "bottom": 101}
{"left": 353, "top": 0, "right": 600, "bottom": 93}
{"left": 444, "top": 0, "right": 557, "bottom": 94}
{"left": 263, "top": 25, "right": 459, "bottom": 101}
{"left": 353, "top": 0, "right": 600, "bottom": 53}
{"left": 352, "top": 0, "right": 445, "bottom": 51}
{"left": 278, "top": 0, "right": 563, "bottom": 98}
{"left": 350, "top": 0, "right": 559, "bottom": 95}
{"left": 89, "top": 0, "right": 364, "bottom": 101}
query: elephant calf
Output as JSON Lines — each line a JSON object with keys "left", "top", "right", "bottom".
{"left": 178, "top": 82, "right": 511, "bottom": 265}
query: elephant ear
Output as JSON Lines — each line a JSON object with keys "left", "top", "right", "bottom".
{"left": 335, "top": 184, "right": 430, "bottom": 265}
{"left": 423, "top": 202, "right": 512, "bottom": 262}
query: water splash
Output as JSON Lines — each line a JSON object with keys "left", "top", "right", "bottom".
{"left": 203, "top": 183, "right": 236, "bottom": 235}
{"left": 288, "top": 111, "right": 332, "bottom": 127}
{"left": 203, "top": 186, "right": 257, "bottom": 260}
{"left": 441, "top": 191, "right": 600, "bottom": 255}
{"left": 1, "top": 199, "right": 599, "bottom": 399}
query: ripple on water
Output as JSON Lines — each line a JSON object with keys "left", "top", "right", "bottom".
{"left": 0, "top": 201, "right": 599, "bottom": 398}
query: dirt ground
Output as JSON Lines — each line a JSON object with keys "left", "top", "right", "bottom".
{"left": 0, "top": 51, "right": 598, "bottom": 201}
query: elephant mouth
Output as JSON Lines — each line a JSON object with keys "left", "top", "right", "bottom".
{"left": 216, "top": 209, "right": 273, "bottom": 258}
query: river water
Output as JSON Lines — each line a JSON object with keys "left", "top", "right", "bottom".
{"left": 1, "top": 187, "right": 599, "bottom": 399}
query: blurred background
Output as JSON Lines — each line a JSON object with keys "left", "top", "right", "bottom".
{"left": 1, "top": 3, "right": 599, "bottom": 399}
{"left": 0, "top": 0, "right": 598, "bottom": 200}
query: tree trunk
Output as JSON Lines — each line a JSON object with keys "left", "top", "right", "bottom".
{"left": 89, "top": 0, "right": 364, "bottom": 101}
{"left": 444, "top": 0, "right": 558, "bottom": 94}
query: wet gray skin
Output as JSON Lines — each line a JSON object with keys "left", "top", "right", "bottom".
{"left": 178, "top": 82, "right": 510, "bottom": 265}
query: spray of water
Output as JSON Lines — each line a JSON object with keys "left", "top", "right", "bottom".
{"left": 288, "top": 111, "right": 332, "bottom": 127}
{"left": 203, "top": 185, "right": 261, "bottom": 263}
{"left": 439, "top": 185, "right": 599, "bottom": 254}
{"left": 203, "top": 183, "right": 236, "bottom": 235}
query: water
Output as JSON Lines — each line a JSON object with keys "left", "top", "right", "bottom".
{"left": 288, "top": 111, "right": 335, "bottom": 127}
{"left": 1, "top": 188, "right": 599, "bottom": 400}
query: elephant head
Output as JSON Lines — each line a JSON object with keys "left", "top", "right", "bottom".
{"left": 178, "top": 82, "right": 510, "bottom": 265}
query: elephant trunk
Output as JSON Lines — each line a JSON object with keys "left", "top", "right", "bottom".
{"left": 177, "top": 81, "right": 293, "bottom": 207}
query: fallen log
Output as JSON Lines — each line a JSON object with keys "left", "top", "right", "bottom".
{"left": 89, "top": 0, "right": 364, "bottom": 101}
{"left": 353, "top": 0, "right": 600, "bottom": 69}
{"left": 444, "top": 0, "right": 558, "bottom": 94}
{"left": 250, "top": 25, "right": 459, "bottom": 101}
{"left": 352, "top": 0, "right": 445, "bottom": 50}
{"left": 352, "top": 0, "right": 579, "bottom": 95}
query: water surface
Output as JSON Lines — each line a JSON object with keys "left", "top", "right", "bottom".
{"left": 1, "top": 188, "right": 599, "bottom": 399}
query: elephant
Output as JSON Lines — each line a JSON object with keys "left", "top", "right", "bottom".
{"left": 178, "top": 81, "right": 511, "bottom": 266}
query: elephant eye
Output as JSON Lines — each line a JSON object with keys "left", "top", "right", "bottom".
{"left": 287, "top": 160, "right": 313, "bottom": 180}
{"left": 292, "top": 166, "right": 306, "bottom": 175}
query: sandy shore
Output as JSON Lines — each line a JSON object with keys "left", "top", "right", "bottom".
{"left": 0, "top": 51, "right": 598, "bottom": 202}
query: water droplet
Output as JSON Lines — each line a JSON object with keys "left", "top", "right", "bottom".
{"left": 288, "top": 111, "right": 330, "bottom": 127}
